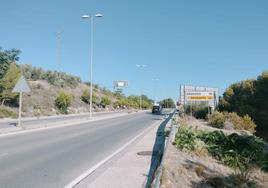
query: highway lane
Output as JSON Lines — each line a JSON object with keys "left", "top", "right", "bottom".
{"left": 0, "top": 111, "right": 127, "bottom": 129}
{"left": 0, "top": 111, "right": 171, "bottom": 188}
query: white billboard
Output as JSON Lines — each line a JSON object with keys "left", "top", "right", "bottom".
{"left": 180, "top": 85, "right": 219, "bottom": 108}
{"left": 114, "top": 81, "right": 128, "bottom": 88}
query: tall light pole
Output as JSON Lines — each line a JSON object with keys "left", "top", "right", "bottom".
{"left": 81, "top": 13, "right": 103, "bottom": 118}
{"left": 136, "top": 64, "right": 147, "bottom": 110}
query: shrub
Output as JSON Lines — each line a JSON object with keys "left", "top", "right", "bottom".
{"left": 175, "top": 126, "right": 268, "bottom": 173}
{"left": 55, "top": 92, "right": 74, "bottom": 114}
{"left": 185, "top": 104, "right": 209, "bottom": 119}
{"left": 208, "top": 111, "right": 225, "bottom": 128}
{"left": 225, "top": 112, "right": 256, "bottom": 133}
{"left": 100, "top": 97, "right": 111, "bottom": 108}
{"left": 208, "top": 111, "right": 257, "bottom": 133}
{"left": 197, "top": 131, "right": 267, "bottom": 173}
{"left": 175, "top": 126, "right": 197, "bottom": 151}
{"left": 0, "top": 107, "right": 16, "bottom": 118}
{"left": 80, "top": 90, "right": 100, "bottom": 105}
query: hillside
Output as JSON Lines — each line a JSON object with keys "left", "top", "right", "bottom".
{"left": 0, "top": 47, "right": 154, "bottom": 118}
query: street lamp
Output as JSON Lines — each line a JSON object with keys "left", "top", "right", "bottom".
{"left": 136, "top": 64, "right": 147, "bottom": 110}
{"left": 81, "top": 13, "right": 103, "bottom": 118}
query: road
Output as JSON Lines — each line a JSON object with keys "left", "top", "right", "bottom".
{"left": 0, "top": 111, "right": 127, "bottom": 129}
{"left": 0, "top": 110, "right": 171, "bottom": 188}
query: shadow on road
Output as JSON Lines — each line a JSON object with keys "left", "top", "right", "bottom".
{"left": 145, "top": 111, "right": 174, "bottom": 188}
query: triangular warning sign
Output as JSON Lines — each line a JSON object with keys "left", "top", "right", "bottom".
{"left": 12, "top": 76, "right": 31, "bottom": 93}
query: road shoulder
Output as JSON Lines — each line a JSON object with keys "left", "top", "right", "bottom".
{"left": 75, "top": 119, "right": 162, "bottom": 188}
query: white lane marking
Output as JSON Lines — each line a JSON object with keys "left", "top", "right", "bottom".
{"left": 64, "top": 120, "right": 162, "bottom": 188}
{"left": 0, "top": 153, "right": 8, "bottom": 158}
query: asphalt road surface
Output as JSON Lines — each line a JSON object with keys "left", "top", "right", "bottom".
{"left": 0, "top": 110, "right": 172, "bottom": 188}
{"left": 0, "top": 111, "right": 126, "bottom": 129}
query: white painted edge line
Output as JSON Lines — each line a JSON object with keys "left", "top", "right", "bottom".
{"left": 64, "top": 120, "right": 163, "bottom": 188}
{"left": 0, "top": 112, "right": 134, "bottom": 138}
{"left": 0, "top": 153, "right": 8, "bottom": 158}
{"left": 0, "top": 110, "right": 129, "bottom": 123}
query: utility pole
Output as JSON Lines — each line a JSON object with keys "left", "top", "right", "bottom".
{"left": 56, "top": 30, "right": 62, "bottom": 87}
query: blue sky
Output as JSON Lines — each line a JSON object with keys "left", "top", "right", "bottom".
{"left": 1, "top": 0, "right": 268, "bottom": 101}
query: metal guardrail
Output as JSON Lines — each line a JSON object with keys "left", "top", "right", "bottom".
{"left": 152, "top": 112, "right": 178, "bottom": 188}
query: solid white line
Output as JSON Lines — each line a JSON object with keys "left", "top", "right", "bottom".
{"left": 0, "top": 153, "right": 8, "bottom": 158}
{"left": 64, "top": 120, "right": 161, "bottom": 188}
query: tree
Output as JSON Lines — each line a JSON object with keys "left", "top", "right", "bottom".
{"left": 218, "top": 71, "right": 268, "bottom": 139}
{"left": 160, "top": 98, "right": 175, "bottom": 108}
{"left": 0, "top": 63, "right": 21, "bottom": 106}
{"left": 0, "top": 48, "right": 21, "bottom": 79}
{"left": 55, "top": 92, "right": 74, "bottom": 114}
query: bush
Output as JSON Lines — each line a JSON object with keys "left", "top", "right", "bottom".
{"left": 225, "top": 112, "right": 256, "bottom": 133}
{"left": 185, "top": 104, "right": 209, "bottom": 119}
{"left": 208, "top": 111, "right": 225, "bottom": 128}
{"left": 175, "top": 126, "right": 197, "bottom": 151}
{"left": 80, "top": 90, "right": 100, "bottom": 105}
{"left": 175, "top": 126, "right": 268, "bottom": 173}
{"left": 0, "top": 107, "right": 16, "bottom": 118}
{"left": 100, "top": 97, "right": 111, "bottom": 108}
{"left": 208, "top": 111, "right": 256, "bottom": 133}
{"left": 55, "top": 92, "right": 74, "bottom": 114}
{"left": 198, "top": 131, "right": 267, "bottom": 173}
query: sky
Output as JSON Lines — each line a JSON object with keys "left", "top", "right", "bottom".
{"left": 0, "top": 0, "right": 268, "bottom": 101}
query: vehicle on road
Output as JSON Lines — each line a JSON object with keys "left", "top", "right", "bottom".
{"left": 152, "top": 105, "right": 162, "bottom": 114}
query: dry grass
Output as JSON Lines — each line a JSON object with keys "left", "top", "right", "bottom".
{"left": 160, "top": 117, "right": 268, "bottom": 188}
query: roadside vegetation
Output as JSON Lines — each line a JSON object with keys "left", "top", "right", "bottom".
{"left": 208, "top": 111, "right": 256, "bottom": 133}
{"left": 160, "top": 98, "right": 176, "bottom": 108}
{"left": 160, "top": 115, "right": 268, "bottom": 188}
{"left": 174, "top": 123, "right": 268, "bottom": 187}
{"left": 185, "top": 103, "right": 209, "bottom": 119}
{"left": 218, "top": 72, "right": 268, "bottom": 140}
{"left": 0, "top": 47, "right": 154, "bottom": 117}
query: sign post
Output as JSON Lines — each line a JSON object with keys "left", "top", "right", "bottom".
{"left": 12, "top": 76, "right": 31, "bottom": 127}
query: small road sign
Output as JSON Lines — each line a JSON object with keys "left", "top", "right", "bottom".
{"left": 12, "top": 76, "right": 31, "bottom": 93}
{"left": 12, "top": 76, "right": 31, "bottom": 127}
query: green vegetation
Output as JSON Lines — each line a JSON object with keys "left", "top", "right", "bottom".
{"left": 80, "top": 90, "right": 100, "bottom": 105}
{"left": 100, "top": 97, "right": 111, "bottom": 108}
{"left": 0, "top": 63, "right": 21, "bottom": 106}
{"left": 208, "top": 111, "right": 225, "bottom": 128}
{"left": 0, "top": 107, "right": 17, "bottom": 118}
{"left": 185, "top": 103, "right": 209, "bottom": 119}
{"left": 21, "top": 64, "right": 81, "bottom": 88}
{"left": 218, "top": 71, "right": 268, "bottom": 139}
{"left": 160, "top": 98, "right": 175, "bottom": 108}
{"left": 175, "top": 126, "right": 268, "bottom": 175}
{"left": 208, "top": 111, "right": 256, "bottom": 133}
{"left": 113, "top": 95, "right": 153, "bottom": 109}
{"left": 55, "top": 92, "right": 74, "bottom": 114}
{"left": 0, "top": 47, "right": 20, "bottom": 79}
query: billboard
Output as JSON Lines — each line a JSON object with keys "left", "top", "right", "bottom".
{"left": 180, "top": 85, "right": 219, "bottom": 108}
{"left": 114, "top": 80, "right": 128, "bottom": 88}
{"left": 185, "top": 91, "right": 214, "bottom": 101}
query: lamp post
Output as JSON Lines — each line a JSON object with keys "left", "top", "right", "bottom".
{"left": 81, "top": 13, "right": 103, "bottom": 118}
{"left": 136, "top": 64, "right": 147, "bottom": 110}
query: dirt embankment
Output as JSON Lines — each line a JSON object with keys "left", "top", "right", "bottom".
{"left": 160, "top": 117, "right": 268, "bottom": 188}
